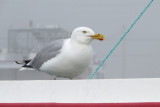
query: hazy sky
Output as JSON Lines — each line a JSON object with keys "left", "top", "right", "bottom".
{"left": 0, "top": 0, "right": 160, "bottom": 78}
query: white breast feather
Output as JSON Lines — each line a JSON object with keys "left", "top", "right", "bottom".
{"left": 39, "top": 39, "right": 93, "bottom": 78}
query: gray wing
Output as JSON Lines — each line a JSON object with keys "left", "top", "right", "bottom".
{"left": 29, "top": 39, "right": 65, "bottom": 70}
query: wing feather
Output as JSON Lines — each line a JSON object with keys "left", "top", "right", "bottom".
{"left": 29, "top": 39, "right": 64, "bottom": 70}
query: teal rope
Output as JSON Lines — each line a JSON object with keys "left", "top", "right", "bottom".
{"left": 89, "top": 0, "right": 154, "bottom": 79}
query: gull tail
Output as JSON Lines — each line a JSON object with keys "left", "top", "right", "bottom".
{"left": 15, "top": 60, "right": 34, "bottom": 71}
{"left": 19, "top": 67, "right": 35, "bottom": 71}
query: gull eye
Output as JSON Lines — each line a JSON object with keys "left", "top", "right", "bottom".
{"left": 82, "top": 31, "right": 87, "bottom": 34}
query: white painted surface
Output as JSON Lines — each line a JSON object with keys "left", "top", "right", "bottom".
{"left": 0, "top": 78, "right": 160, "bottom": 103}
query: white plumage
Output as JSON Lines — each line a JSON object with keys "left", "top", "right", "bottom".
{"left": 18, "top": 27, "right": 104, "bottom": 79}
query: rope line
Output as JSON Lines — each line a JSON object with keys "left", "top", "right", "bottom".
{"left": 88, "top": 0, "right": 154, "bottom": 79}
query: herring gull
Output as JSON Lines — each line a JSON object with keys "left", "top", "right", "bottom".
{"left": 16, "top": 27, "right": 104, "bottom": 79}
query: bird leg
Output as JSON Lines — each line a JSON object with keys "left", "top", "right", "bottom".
{"left": 53, "top": 76, "right": 57, "bottom": 80}
{"left": 50, "top": 75, "right": 56, "bottom": 80}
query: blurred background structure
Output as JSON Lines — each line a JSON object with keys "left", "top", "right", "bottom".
{"left": 8, "top": 26, "right": 69, "bottom": 60}
{"left": 0, "top": 0, "right": 160, "bottom": 80}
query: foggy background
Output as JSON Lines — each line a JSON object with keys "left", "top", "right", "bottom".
{"left": 0, "top": 0, "right": 160, "bottom": 80}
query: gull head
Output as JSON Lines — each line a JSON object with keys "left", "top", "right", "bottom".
{"left": 71, "top": 27, "right": 104, "bottom": 45}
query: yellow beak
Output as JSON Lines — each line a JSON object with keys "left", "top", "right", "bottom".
{"left": 90, "top": 33, "right": 105, "bottom": 41}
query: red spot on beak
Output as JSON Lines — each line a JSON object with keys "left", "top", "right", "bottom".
{"left": 99, "top": 38, "right": 103, "bottom": 41}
